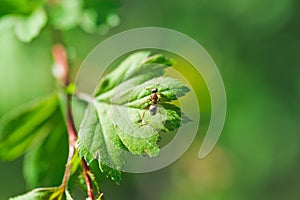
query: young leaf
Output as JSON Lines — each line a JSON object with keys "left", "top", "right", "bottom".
{"left": 46, "top": 0, "right": 120, "bottom": 34}
{"left": 10, "top": 187, "right": 74, "bottom": 200}
{"left": 9, "top": 187, "right": 60, "bottom": 200}
{"left": 0, "top": 94, "right": 59, "bottom": 160}
{"left": 14, "top": 7, "right": 47, "bottom": 42}
{"left": 23, "top": 110, "right": 68, "bottom": 188}
{"left": 77, "top": 52, "right": 190, "bottom": 183}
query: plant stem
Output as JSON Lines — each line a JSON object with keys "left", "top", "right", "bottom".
{"left": 52, "top": 44, "right": 95, "bottom": 200}
{"left": 75, "top": 92, "right": 95, "bottom": 104}
{"left": 60, "top": 93, "right": 77, "bottom": 191}
{"left": 82, "top": 159, "right": 95, "bottom": 200}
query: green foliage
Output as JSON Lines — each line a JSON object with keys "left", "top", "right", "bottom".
{"left": 95, "top": 52, "right": 174, "bottom": 95}
{"left": 14, "top": 7, "right": 47, "bottom": 42}
{"left": 0, "top": 0, "right": 47, "bottom": 42}
{"left": 0, "top": 52, "right": 189, "bottom": 199}
{"left": 23, "top": 112, "right": 68, "bottom": 188}
{"left": 78, "top": 104, "right": 123, "bottom": 184}
{"left": 0, "top": 0, "right": 43, "bottom": 17}
{"left": 0, "top": 94, "right": 59, "bottom": 160}
{"left": 0, "top": 50, "right": 190, "bottom": 199}
{"left": 81, "top": 0, "right": 120, "bottom": 34}
{"left": 9, "top": 187, "right": 59, "bottom": 200}
{"left": 1, "top": 0, "right": 299, "bottom": 199}
{"left": 9, "top": 187, "right": 74, "bottom": 200}
{"left": 47, "top": 0, "right": 82, "bottom": 30}
{"left": 0, "top": 0, "right": 120, "bottom": 42}
{"left": 0, "top": 93, "right": 68, "bottom": 188}
{"left": 47, "top": 0, "right": 120, "bottom": 34}
{"left": 78, "top": 52, "right": 190, "bottom": 183}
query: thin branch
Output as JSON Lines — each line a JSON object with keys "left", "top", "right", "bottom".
{"left": 60, "top": 93, "right": 77, "bottom": 191}
{"left": 52, "top": 44, "right": 95, "bottom": 200}
{"left": 82, "top": 159, "right": 95, "bottom": 200}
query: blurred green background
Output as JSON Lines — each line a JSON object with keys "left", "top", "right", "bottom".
{"left": 1, "top": 0, "right": 300, "bottom": 199}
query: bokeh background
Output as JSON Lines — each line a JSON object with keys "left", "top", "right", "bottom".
{"left": 1, "top": 0, "right": 300, "bottom": 199}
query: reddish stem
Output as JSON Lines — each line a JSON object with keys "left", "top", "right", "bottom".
{"left": 60, "top": 93, "right": 77, "bottom": 191}
{"left": 52, "top": 44, "right": 95, "bottom": 200}
{"left": 82, "top": 159, "right": 95, "bottom": 200}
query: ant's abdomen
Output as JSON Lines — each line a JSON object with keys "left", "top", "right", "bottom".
{"left": 149, "top": 104, "right": 157, "bottom": 115}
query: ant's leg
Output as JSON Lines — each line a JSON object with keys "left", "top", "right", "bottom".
{"left": 157, "top": 93, "right": 163, "bottom": 102}
{"left": 139, "top": 109, "right": 147, "bottom": 125}
{"left": 141, "top": 109, "right": 146, "bottom": 120}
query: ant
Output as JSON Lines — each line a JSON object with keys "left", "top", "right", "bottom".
{"left": 140, "top": 86, "right": 161, "bottom": 124}
{"left": 148, "top": 88, "right": 159, "bottom": 115}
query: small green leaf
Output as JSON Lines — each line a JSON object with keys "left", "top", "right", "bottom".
{"left": 23, "top": 111, "right": 68, "bottom": 188}
{"left": 0, "top": 94, "right": 59, "bottom": 160}
{"left": 9, "top": 187, "right": 61, "bottom": 200}
{"left": 77, "top": 52, "right": 190, "bottom": 183}
{"left": 47, "top": 0, "right": 120, "bottom": 34}
{"left": 14, "top": 7, "right": 47, "bottom": 42}
{"left": 10, "top": 187, "right": 74, "bottom": 200}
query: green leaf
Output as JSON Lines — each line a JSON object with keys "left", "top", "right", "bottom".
{"left": 14, "top": 7, "right": 47, "bottom": 42}
{"left": 47, "top": 0, "right": 120, "bottom": 34}
{"left": 95, "top": 52, "right": 174, "bottom": 95}
{"left": 23, "top": 110, "right": 68, "bottom": 188}
{"left": 77, "top": 105, "right": 123, "bottom": 184}
{"left": 0, "top": 94, "right": 59, "bottom": 160}
{"left": 10, "top": 187, "right": 74, "bottom": 200}
{"left": 0, "top": 92, "right": 70, "bottom": 187}
{"left": 77, "top": 52, "right": 190, "bottom": 183}
{"left": 0, "top": 16, "right": 16, "bottom": 32}
{"left": 0, "top": 0, "right": 42, "bottom": 17}
{"left": 9, "top": 187, "right": 60, "bottom": 200}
